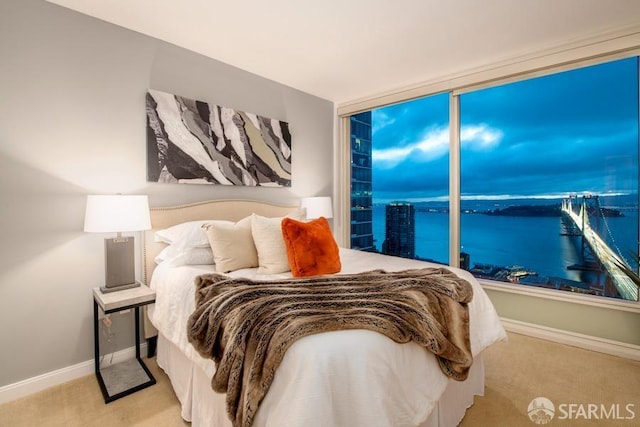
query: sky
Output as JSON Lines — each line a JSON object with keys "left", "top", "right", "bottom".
{"left": 371, "top": 57, "right": 639, "bottom": 204}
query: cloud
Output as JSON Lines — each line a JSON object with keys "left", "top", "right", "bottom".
{"left": 460, "top": 124, "right": 503, "bottom": 150}
{"left": 372, "top": 93, "right": 449, "bottom": 150}
{"left": 372, "top": 126, "right": 448, "bottom": 168}
{"left": 369, "top": 57, "right": 638, "bottom": 202}
{"left": 372, "top": 123, "right": 503, "bottom": 169}
{"left": 371, "top": 110, "right": 395, "bottom": 134}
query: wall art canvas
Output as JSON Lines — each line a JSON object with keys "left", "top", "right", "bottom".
{"left": 146, "top": 89, "right": 291, "bottom": 186}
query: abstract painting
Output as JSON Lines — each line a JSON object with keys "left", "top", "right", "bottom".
{"left": 146, "top": 89, "right": 291, "bottom": 186}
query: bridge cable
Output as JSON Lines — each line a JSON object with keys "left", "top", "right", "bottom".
{"left": 597, "top": 203, "right": 627, "bottom": 263}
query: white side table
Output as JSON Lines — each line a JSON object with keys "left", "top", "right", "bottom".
{"left": 93, "top": 285, "right": 156, "bottom": 403}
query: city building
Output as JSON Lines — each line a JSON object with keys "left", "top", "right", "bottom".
{"left": 350, "top": 111, "right": 375, "bottom": 251}
{"left": 382, "top": 202, "right": 415, "bottom": 259}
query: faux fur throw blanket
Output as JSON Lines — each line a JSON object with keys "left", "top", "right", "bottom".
{"left": 187, "top": 268, "right": 474, "bottom": 427}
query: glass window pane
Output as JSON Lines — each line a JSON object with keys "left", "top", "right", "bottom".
{"left": 350, "top": 93, "right": 450, "bottom": 264}
{"left": 460, "top": 57, "right": 639, "bottom": 301}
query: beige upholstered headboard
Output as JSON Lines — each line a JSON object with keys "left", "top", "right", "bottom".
{"left": 142, "top": 199, "right": 298, "bottom": 340}
{"left": 142, "top": 199, "right": 299, "bottom": 286}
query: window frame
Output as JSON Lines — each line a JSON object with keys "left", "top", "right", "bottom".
{"left": 336, "top": 31, "right": 640, "bottom": 312}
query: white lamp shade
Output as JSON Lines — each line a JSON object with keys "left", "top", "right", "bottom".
{"left": 84, "top": 195, "right": 151, "bottom": 232}
{"left": 301, "top": 196, "right": 333, "bottom": 219}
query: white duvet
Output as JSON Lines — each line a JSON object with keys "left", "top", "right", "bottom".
{"left": 149, "top": 248, "right": 506, "bottom": 427}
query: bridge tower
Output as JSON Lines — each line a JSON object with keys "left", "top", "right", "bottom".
{"left": 560, "top": 195, "right": 604, "bottom": 289}
{"left": 560, "top": 194, "right": 637, "bottom": 300}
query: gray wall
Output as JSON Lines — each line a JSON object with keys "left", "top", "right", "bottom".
{"left": 0, "top": 0, "right": 334, "bottom": 387}
{"left": 485, "top": 289, "right": 640, "bottom": 345}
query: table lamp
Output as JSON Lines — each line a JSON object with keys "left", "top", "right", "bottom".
{"left": 301, "top": 196, "right": 333, "bottom": 219}
{"left": 84, "top": 195, "right": 151, "bottom": 293}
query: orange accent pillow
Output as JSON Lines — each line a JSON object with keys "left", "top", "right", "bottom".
{"left": 281, "top": 217, "right": 341, "bottom": 277}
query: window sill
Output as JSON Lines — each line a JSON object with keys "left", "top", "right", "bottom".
{"left": 480, "top": 279, "right": 640, "bottom": 314}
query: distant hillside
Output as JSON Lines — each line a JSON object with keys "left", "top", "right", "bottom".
{"left": 484, "top": 204, "right": 561, "bottom": 217}
{"left": 374, "top": 193, "right": 638, "bottom": 213}
{"left": 484, "top": 204, "right": 624, "bottom": 217}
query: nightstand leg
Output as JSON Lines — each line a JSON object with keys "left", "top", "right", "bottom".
{"left": 94, "top": 300, "right": 109, "bottom": 401}
{"left": 94, "top": 300, "right": 100, "bottom": 374}
{"left": 147, "top": 336, "right": 157, "bottom": 358}
{"left": 134, "top": 306, "right": 141, "bottom": 359}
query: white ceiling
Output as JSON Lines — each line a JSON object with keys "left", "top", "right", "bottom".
{"left": 46, "top": 0, "right": 640, "bottom": 104}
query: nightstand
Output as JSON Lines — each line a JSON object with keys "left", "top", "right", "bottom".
{"left": 93, "top": 285, "right": 156, "bottom": 403}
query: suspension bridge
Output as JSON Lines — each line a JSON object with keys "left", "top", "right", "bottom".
{"left": 561, "top": 195, "right": 638, "bottom": 301}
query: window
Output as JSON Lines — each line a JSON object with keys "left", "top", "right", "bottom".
{"left": 350, "top": 93, "right": 450, "bottom": 264}
{"left": 460, "top": 57, "right": 639, "bottom": 301}
{"left": 349, "top": 56, "right": 639, "bottom": 302}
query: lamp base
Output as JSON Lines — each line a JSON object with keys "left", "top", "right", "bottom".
{"left": 105, "top": 236, "right": 136, "bottom": 288}
{"left": 99, "top": 281, "right": 141, "bottom": 294}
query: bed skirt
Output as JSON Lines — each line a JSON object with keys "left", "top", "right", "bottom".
{"left": 156, "top": 333, "right": 485, "bottom": 427}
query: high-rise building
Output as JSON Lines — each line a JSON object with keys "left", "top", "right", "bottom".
{"left": 350, "top": 112, "right": 375, "bottom": 251}
{"left": 382, "top": 202, "right": 415, "bottom": 259}
{"left": 460, "top": 252, "right": 470, "bottom": 270}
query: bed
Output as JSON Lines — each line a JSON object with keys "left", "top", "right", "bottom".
{"left": 142, "top": 199, "right": 506, "bottom": 427}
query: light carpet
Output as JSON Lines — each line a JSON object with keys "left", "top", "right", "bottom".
{"left": 1, "top": 332, "right": 638, "bottom": 426}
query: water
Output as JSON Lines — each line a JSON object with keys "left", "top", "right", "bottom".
{"left": 372, "top": 205, "right": 639, "bottom": 284}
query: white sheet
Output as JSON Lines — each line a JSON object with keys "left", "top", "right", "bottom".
{"left": 149, "top": 248, "right": 506, "bottom": 427}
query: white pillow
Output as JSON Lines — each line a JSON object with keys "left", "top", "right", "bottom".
{"left": 251, "top": 211, "right": 306, "bottom": 274}
{"left": 155, "top": 245, "right": 214, "bottom": 266}
{"left": 154, "top": 245, "right": 171, "bottom": 264}
{"left": 203, "top": 216, "right": 257, "bottom": 273}
{"left": 154, "top": 220, "right": 211, "bottom": 248}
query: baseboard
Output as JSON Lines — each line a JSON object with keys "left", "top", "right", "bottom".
{"left": 4, "top": 320, "right": 638, "bottom": 405}
{"left": 501, "top": 317, "right": 640, "bottom": 361}
{"left": 0, "top": 343, "right": 147, "bottom": 405}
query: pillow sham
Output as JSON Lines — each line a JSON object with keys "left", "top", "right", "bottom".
{"left": 203, "top": 216, "right": 258, "bottom": 273}
{"left": 154, "top": 220, "right": 211, "bottom": 248}
{"left": 251, "top": 211, "right": 306, "bottom": 274}
{"left": 281, "top": 216, "right": 341, "bottom": 277}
